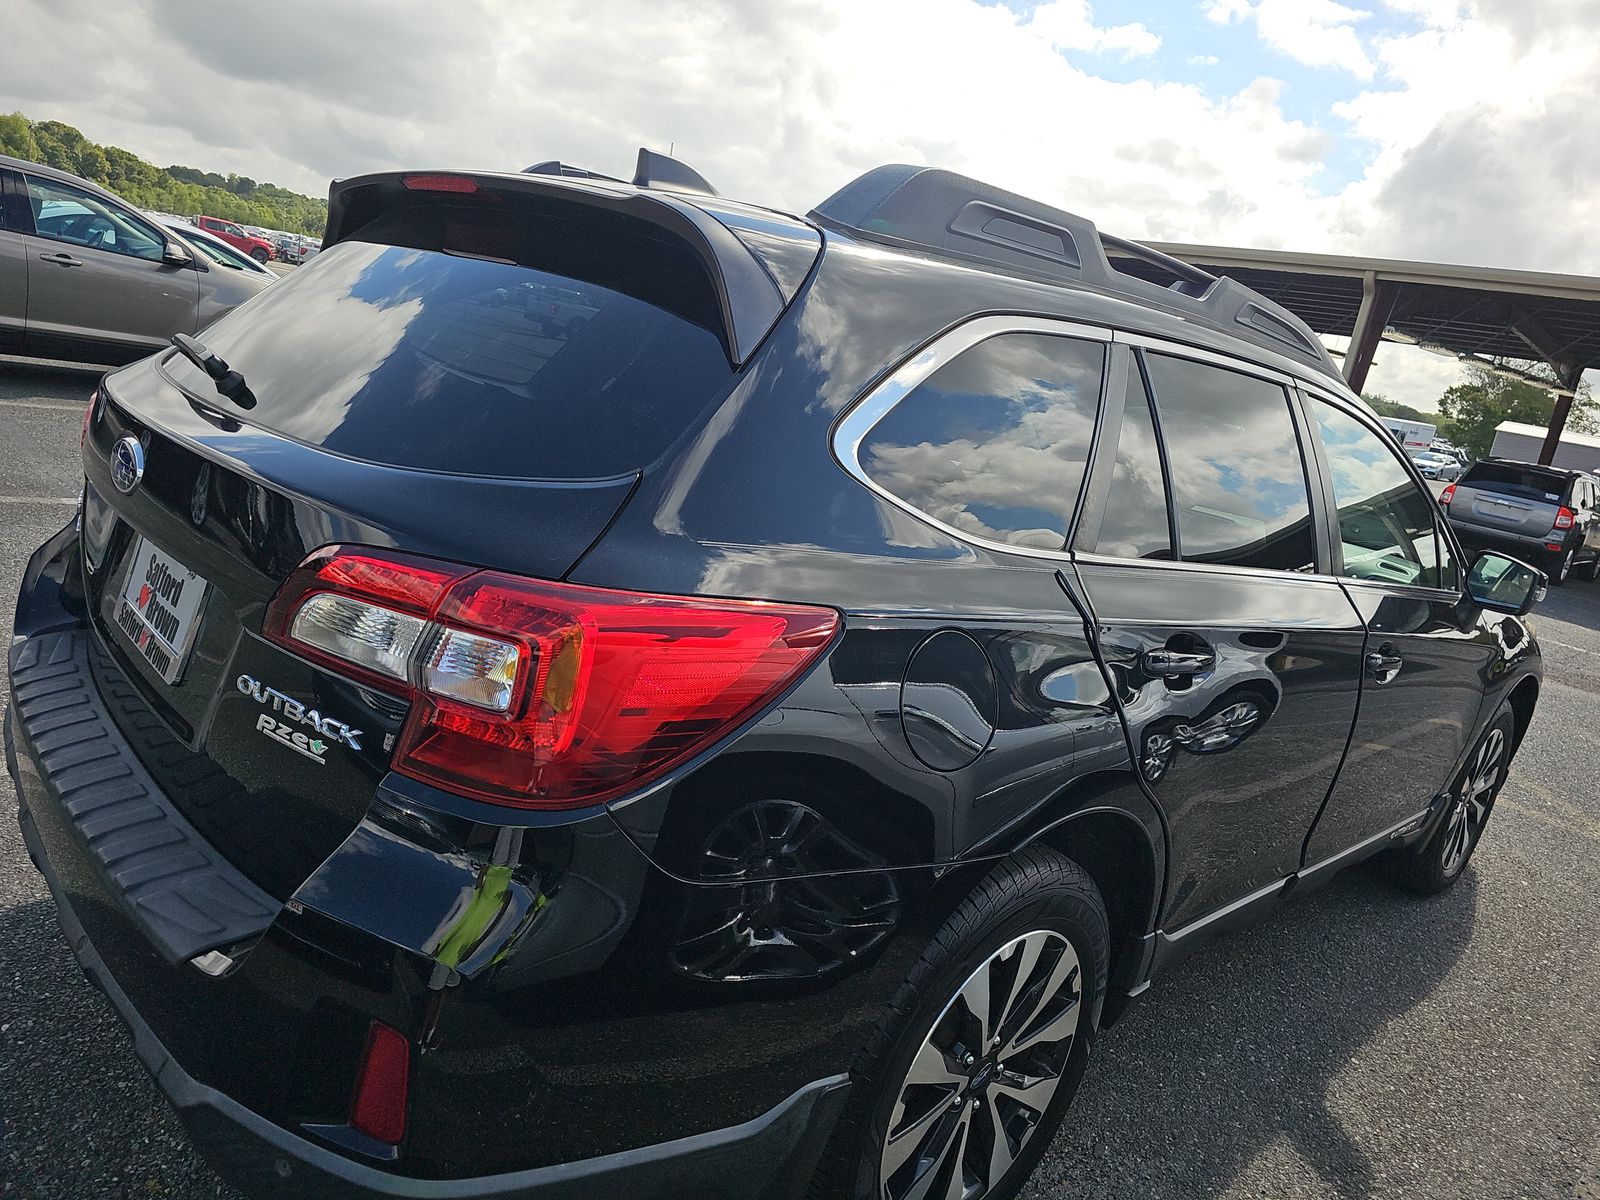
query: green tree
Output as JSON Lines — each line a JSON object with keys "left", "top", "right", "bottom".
{"left": 1437, "top": 362, "right": 1596, "bottom": 459}
{"left": 1, "top": 113, "right": 329, "bottom": 235}
{"left": 0, "top": 112, "right": 41, "bottom": 161}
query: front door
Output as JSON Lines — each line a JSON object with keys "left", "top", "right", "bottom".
{"left": 1072, "top": 346, "right": 1365, "bottom": 929}
{"left": 21, "top": 172, "right": 197, "bottom": 359}
{"left": 1298, "top": 392, "right": 1497, "bottom": 863}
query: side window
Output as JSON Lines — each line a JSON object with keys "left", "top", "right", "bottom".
{"left": 1086, "top": 364, "right": 1172, "bottom": 559}
{"left": 857, "top": 332, "right": 1104, "bottom": 551}
{"left": 1143, "top": 353, "right": 1317, "bottom": 572}
{"left": 0, "top": 171, "right": 31, "bottom": 233}
{"left": 1311, "top": 400, "right": 1455, "bottom": 589}
{"left": 25, "top": 176, "right": 165, "bottom": 262}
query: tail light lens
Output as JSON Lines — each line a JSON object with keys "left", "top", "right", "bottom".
{"left": 1554, "top": 506, "right": 1575, "bottom": 530}
{"left": 1438, "top": 483, "right": 1455, "bottom": 506}
{"left": 264, "top": 546, "right": 839, "bottom": 809}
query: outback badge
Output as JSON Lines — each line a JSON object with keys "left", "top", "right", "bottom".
{"left": 238, "top": 674, "right": 363, "bottom": 765}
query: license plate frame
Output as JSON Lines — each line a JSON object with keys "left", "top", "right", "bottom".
{"left": 113, "top": 534, "right": 210, "bottom": 685}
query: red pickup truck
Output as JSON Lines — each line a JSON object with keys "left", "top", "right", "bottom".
{"left": 192, "top": 215, "right": 275, "bottom": 263}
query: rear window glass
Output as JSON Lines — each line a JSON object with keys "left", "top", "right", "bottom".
{"left": 858, "top": 333, "right": 1104, "bottom": 551}
{"left": 1462, "top": 463, "right": 1569, "bottom": 503}
{"left": 161, "top": 223, "right": 734, "bottom": 479}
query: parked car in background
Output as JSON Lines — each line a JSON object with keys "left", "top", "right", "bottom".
{"left": 193, "top": 214, "right": 276, "bottom": 263}
{"left": 0, "top": 154, "right": 274, "bottom": 364}
{"left": 1443, "top": 458, "right": 1600, "bottom": 583}
{"left": 8, "top": 159, "right": 1546, "bottom": 1200}
{"left": 1409, "top": 450, "right": 1461, "bottom": 481}
{"left": 275, "top": 233, "right": 320, "bottom": 265}
{"left": 157, "top": 218, "right": 275, "bottom": 280}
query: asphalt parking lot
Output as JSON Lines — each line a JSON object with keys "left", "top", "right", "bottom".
{"left": 0, "top": 359, "right": 1596, "bottom": 1199}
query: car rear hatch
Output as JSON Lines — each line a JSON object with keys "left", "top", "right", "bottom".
{"left": 1452, "top": 462, "right": 1571, "bottom": 538}
{"left": 77, "top": 171, "right": 819, "bottom": 901}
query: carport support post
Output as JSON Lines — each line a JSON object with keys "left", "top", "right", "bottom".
{"left": 1342, "top": 272, "right": 1399, "bottom": 395}
{"left": 1538, "top": 385, "right": 1580, "bottom": 466}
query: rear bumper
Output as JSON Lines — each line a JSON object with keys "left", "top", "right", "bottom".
{"left": 9, "top": 753, "right": 845, "bottom": 1200}
{"left": 6, "top": 523, "right": 863, "bottom": 1197}
{"left": 1447, "top": 520, "right": 1568, "bottom": 559}
{"left": 6, "top": 665, "right": 849, "bottom": 1200}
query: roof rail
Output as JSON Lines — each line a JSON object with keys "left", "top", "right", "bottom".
{"left": 809, "top": 165, "right": 1338, "bottom": 377}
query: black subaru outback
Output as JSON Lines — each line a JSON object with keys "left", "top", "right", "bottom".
{"left": 6, "top": 155, "right": 1546, "bottom": 1200}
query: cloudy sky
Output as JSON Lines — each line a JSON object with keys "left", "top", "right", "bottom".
{"left": 6, "top": 0, "right": 1597, "bottom": 410}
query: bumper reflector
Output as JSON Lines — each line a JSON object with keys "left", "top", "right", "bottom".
{"left": 350, "top": 1021, "right": 410, "bottom": 1146}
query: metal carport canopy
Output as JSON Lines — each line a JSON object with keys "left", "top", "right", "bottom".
{"left": 1114, "top": 242, "right": 1600, "bottom": 464}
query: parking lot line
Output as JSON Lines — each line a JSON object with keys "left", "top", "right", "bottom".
{"left": 0, "top": 398, "right": 83, "bottom": 412}
{"left": 0, "top": 496, "right": 77, "bottom": 505}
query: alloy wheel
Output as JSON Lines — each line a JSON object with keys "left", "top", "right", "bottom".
{"left": 1441, "top": 726, "right": 1504, "bottom": 876}
{"left": 879, "top": 930, "right": 1081, "bottom": 1200}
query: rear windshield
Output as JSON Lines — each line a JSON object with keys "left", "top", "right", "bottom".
{"left": 1461, "top": 462, "right": 1570, "bottom": 504}
{"left": 161, "top": 207, "right": 735, "bottom": 478}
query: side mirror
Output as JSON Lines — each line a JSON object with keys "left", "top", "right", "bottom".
{"left": 1465, "top": 550, "right": 1546, "bottom": 616}
{"left": 162, "top": 239, "right": 194, "bottom": 267}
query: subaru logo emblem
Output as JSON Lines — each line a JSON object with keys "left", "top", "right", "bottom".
{"left": 111, "top": 436, "right": 145, "bottom": 495}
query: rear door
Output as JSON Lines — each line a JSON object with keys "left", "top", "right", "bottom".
{"left": 21, "top": 171, "right": 199, "bottom": 358}
{"left": 1072, "top": 343, "right": 1365, "bottom": 930}
{"left": 1298, "top": 392, "right": 1494, "bottom": 863}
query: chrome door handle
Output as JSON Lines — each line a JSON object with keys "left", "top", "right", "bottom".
{"left": 1365, "top": 650, "right": 1403, "bottom": 683}
{"left": 1142, "top": 649, "right": 1215, "bottom": 677}
{"left": 39, "top": 252, "right": 83, "bottom": 267}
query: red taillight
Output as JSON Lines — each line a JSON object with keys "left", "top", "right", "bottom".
{"left": 1439, "top": 483, "right": 1455, "bottom": 506}
{"left": 349, "top": 1021, "right": 409, "bottom": 1146}
{"left": 401, "top": 173, "right": 479, "bottom": 193}
{"left": 264, "top": 546, "right": 840, "bottom": 809}
{"left": 1554, "top": 506, "right": 1575, "bottom": 530}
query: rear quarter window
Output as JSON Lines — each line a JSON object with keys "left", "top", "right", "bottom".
{"left": 856, "top": 333, "right": 1104, "bottom": 551}
{"left": 161, "top": 208, "right": 735, "bottom": 479}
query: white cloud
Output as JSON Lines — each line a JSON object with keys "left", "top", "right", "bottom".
{"left": 1028, "top": 0, "right": 1160, "bottom": 57}
{"left": 1188, "top": 54, "right": 1222, "bottom": 66}
{"left": 1207, "top": 0, "right": 1376, "bottom": 79}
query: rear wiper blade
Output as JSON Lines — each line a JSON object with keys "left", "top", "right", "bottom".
{"left": 171, "top": 333, "right": 255, "bottom": 409}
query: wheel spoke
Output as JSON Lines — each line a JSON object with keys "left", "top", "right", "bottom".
{"left": 938, "top": 1110, "right": 974, "bottom": 1200}
{"left": 1001, "top": 944, "right": 1080, "bottom": 1054}
{"left": 979, "top": 1096, "right": 1016, "bottom": 1190}
{"left": 994, "top": 936, "right": 1045, "bottom": 1036}
{"left": 960, "top": 962, "right": 994, "bottom": 1046}
{"left": 908, "top": 1039, "right": 966, "bottom": 1088}
{"left": 882, "top": 1096, "right": 959, "bottom": 1185}
{"left": 991, "top": 1068, "right": 1060, "bottom": 1116}
{"left": 1004, "top": 993, "right": 1080, "bottom": 1058}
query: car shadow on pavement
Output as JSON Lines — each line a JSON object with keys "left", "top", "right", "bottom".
{"left": 0, "top": 895, "right": 241, "bottom": 1200}
{"left": 1024, "top": 866, "right": 1479, "bottom": 1200}
{"left": 0, "top": 356, "right": 106, "bottom": 402}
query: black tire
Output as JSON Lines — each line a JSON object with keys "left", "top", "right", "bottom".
{"left": 1576, "top": 552, "right": 1600, "bottom": 582}
{"left": 1377, "top": 706, "right": 1514, "bottom": 895}
{"left": 811, "top": 846, "right": 1108, "bottom": 1200}
{"left": 249, "top": 246, "right": 269, "bottom": 264}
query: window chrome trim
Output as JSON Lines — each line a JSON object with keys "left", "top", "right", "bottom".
{"left": 1072, "top": 549, "right": 1348, "bottom": 588}
{"left": 1115, "top": 329, "right": 1338, "bottom": 397}
{"left": 831, "top": 314, "right": 1113, "bottom": 562}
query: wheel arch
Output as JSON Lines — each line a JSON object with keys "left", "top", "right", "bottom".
{"left": 1025, "top": 798, "right": 1162, "bottom": 1025}
{"left": 1506, "top": 673, "right": 1540, "bottom": 756}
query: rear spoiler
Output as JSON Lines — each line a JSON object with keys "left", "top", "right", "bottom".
{"left": 323, "top": 170, "right": 812, "bottom": 365}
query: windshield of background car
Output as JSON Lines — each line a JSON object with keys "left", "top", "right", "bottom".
{"left": 1462, "top": 463, "right": 1569, "bottom": 504}
{"left": 158, "top": 204, "right": 736, "bottom": 479}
